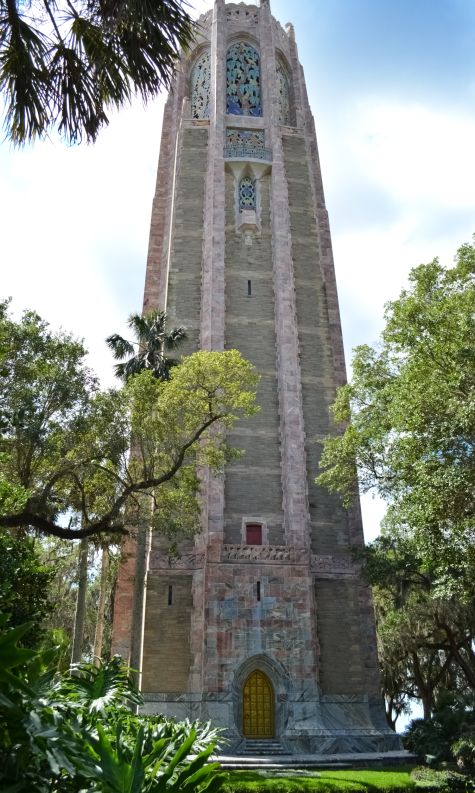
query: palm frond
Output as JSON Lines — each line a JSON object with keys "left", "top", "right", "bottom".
{"left": 106, "top": 334, "right": 135, "bottom": 360}
{"left": 164, "top": 325, "right": 187, "bottom": 349}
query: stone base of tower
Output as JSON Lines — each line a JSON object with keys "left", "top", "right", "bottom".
{"left": 141, "top": 692, "right": 402, "bottom": 755}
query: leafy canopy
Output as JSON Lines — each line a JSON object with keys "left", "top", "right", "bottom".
{"left": 0, "top": 303, "right": 259, "bottom": 539}
{"left": 0, "top": 0, "right": 196, "bottom": 144}
{"left": 361, "top": 534, "right": 475, "bottom": 726}
{"left": 317, "top": 239, "right": 475, "bottom": 591}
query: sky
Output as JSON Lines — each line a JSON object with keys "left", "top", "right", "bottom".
{"left": 1, "top": 0, "right": 475, "bottom": 543}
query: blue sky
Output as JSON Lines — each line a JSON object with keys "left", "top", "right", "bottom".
{"left": 1, "top": 0, "right": 475, "bottom": 542}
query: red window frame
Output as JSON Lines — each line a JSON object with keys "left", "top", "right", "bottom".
{"left": 246, "top": 523, "right": 263, "bottom": 545}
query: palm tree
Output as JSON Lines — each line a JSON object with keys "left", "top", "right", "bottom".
{"left": 2, "top": 0, "right": 196, "bottom": 145}
{"left": 106, "top": 310, "right": 186, "bottom": 382}
{"left": 105, "top": 310, "right": 187, "bottom": 680}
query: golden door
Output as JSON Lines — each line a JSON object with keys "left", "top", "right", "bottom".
{"left": 242, "top": 670, "right": 275, "bottom": 738}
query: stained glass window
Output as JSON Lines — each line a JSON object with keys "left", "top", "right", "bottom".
{"left": 276, "top": 61, "right": 290, "bottom": 124}
{"left": 239, "top": 176, "right": 256, "bottom": 209}
{"left": 191, "top": 50, "right": 211, "bottom": 119}
{"left": 226, "top": 42, "right": 261, "bottom": 116}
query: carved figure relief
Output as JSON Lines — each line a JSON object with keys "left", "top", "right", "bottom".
{"left": 226, "top": 42, "right": 261, "bottom": 116}
{"left": 222, "top": 544, "right": 308, "bottom": 563}
{"left": 191, "top": 50, "right": 211, "bottom": 119}
{"left": 276, "top": 60, "right": 291, "bottom": 124}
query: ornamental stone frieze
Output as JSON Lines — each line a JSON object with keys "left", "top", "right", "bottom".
{"left": 311, "top": 554, "right": 357, "bottom": 578}
{"left": 221, "top": 544, "right": 308, "bottom": 563}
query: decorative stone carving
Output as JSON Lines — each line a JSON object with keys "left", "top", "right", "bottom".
{"left": 226, "top": 3, "right": 258, "bottom": 25}
{"left": 239, "top": 175, "right": 256, "bottom": 209}
{"left": 191, "top": 50, "right": 211, "bottom": 119}
{"left": 276, "top": 60, "right": 291, "bottom": 124}
{"left": 311, "top": 554, "right": 356, "bottom": 576}
{"left": 221, "top": 544, "right": 308, "bottom": 563}
{"left": 224, "top": 129, "right": 271, "bottom": 162}
{"left": 227, "top": 129, "right": 264, "bottom": 148}
{"left": 226, "top": 42, "right": 261, "bottom": 116}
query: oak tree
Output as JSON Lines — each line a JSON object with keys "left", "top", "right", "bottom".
{"left": 0, "top": 304, "right": 259, "bottom": 540}
{"left": 318, "top": 239, "right": 475, "bottom": 596}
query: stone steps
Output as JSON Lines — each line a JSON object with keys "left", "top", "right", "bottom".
{"left": 240, "top": 740, "right": 286, "bottom": 756}
{"left": 216, "top": 750, "right": 414, "bottom": 771}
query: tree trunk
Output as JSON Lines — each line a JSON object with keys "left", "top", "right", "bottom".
{"left": 439, "top": 620, "right": 475, "bottom": 689}
{"left": 411, "top": 651, "right": 434, "bottom": 720}
{"left": 93, "top": 544, "right": 110, "bottom": 666}
{"left": 129, "top": 509, "right": 152, "bottom": 695}
{"left": 71, "top": 536, "right": 89, "bottom": 665}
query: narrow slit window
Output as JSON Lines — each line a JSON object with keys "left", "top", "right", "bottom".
{"left": 167, "top": 585, "right": 173, "bottom": 606}
{"left": 247, "top": 279, "right": 252, "bottom": 296}
{"left": 257, "top": 581, "right": 261, "bottom": 602}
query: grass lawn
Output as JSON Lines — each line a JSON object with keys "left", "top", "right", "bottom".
{"left": 217, "top": 766, "right": 445, "bottom": 793}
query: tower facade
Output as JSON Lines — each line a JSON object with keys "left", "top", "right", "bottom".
{"left": 112, "top": 0, "right": 400, "bottom": 754}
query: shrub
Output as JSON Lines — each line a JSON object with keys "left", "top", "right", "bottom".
{"left": 0, "top": 615, "right": 223, "bottom": 792}
{"left": 452, "top": 736, "right": 475, "bottom": 773}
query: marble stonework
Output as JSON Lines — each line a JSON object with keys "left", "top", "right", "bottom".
{"left": 111, "top": 0, "right": 402, "bottom": 756}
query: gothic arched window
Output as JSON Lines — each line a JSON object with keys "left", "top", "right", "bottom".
{"left": 276, "top": 60, "right": 291, "bottom": 124}
{"left": 191, "top": 50, "right": 211, "bottom": 119}
{"left": 226, "top": 42, "right": 261, "bottom": 116}
{"left": 239, "top": 176, "right": 256, "bottom": 209}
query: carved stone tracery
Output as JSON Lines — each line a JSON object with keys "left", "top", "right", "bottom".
{"left": 191, "top": 50, "right": 211, "bottom": 119}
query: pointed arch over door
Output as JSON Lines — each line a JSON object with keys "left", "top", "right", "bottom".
{"left": 242, "top": 670, "right": 275, "bottom": 737}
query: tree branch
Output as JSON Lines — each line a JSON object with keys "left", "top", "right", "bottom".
{"left": 0, "top": 412, "right": 224, "bottom": 540}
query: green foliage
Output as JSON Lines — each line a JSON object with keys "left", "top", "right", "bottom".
{"left": 0, "top": 530, "right": 54, "bottom": 646}
{"left": 0, "top": 304, "right": 259, "bottom": 540}
{"left": 404, "top": 693, "right": 475, "bottom": 763}
{"left": 0, "top": 0, "right": 196, "bottom": 144}
{"left": 317, "top": 240, "right": 475, "bottom": 596}
{"left": 37, "top": 536, "right": 119, "bottom": 662}
{"left": 0, "top": 617, "right": 223, "bottom": 792}
{"left": 452, "top": 735, "right": 475, "bottom": 773}
{"left": 410, "top": 766, "right": 467, "bottom": 791}
{"left": 361, "top": 534, "right": 475, "bottom": 725}
{"left": 106, "top": 310, "right": 187, "bottom": 382}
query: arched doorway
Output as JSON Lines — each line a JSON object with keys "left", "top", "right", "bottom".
{"left": 242, "top": 670, "right": 275, "bottom": 738}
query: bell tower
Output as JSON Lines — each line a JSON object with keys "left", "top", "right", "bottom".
{"left": 112, "top": 0, "right": 401, "bottom": 755}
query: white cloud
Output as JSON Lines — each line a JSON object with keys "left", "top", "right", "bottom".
{"left": 317, "top": 97, "right": 475, "bottom": 355}
{"left": 351, "top": 99, "right": 475, "bottom": 211}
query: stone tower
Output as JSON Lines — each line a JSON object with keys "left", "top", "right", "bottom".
{"left": 112, "top": 0, "right": 400, "bottom": 755}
